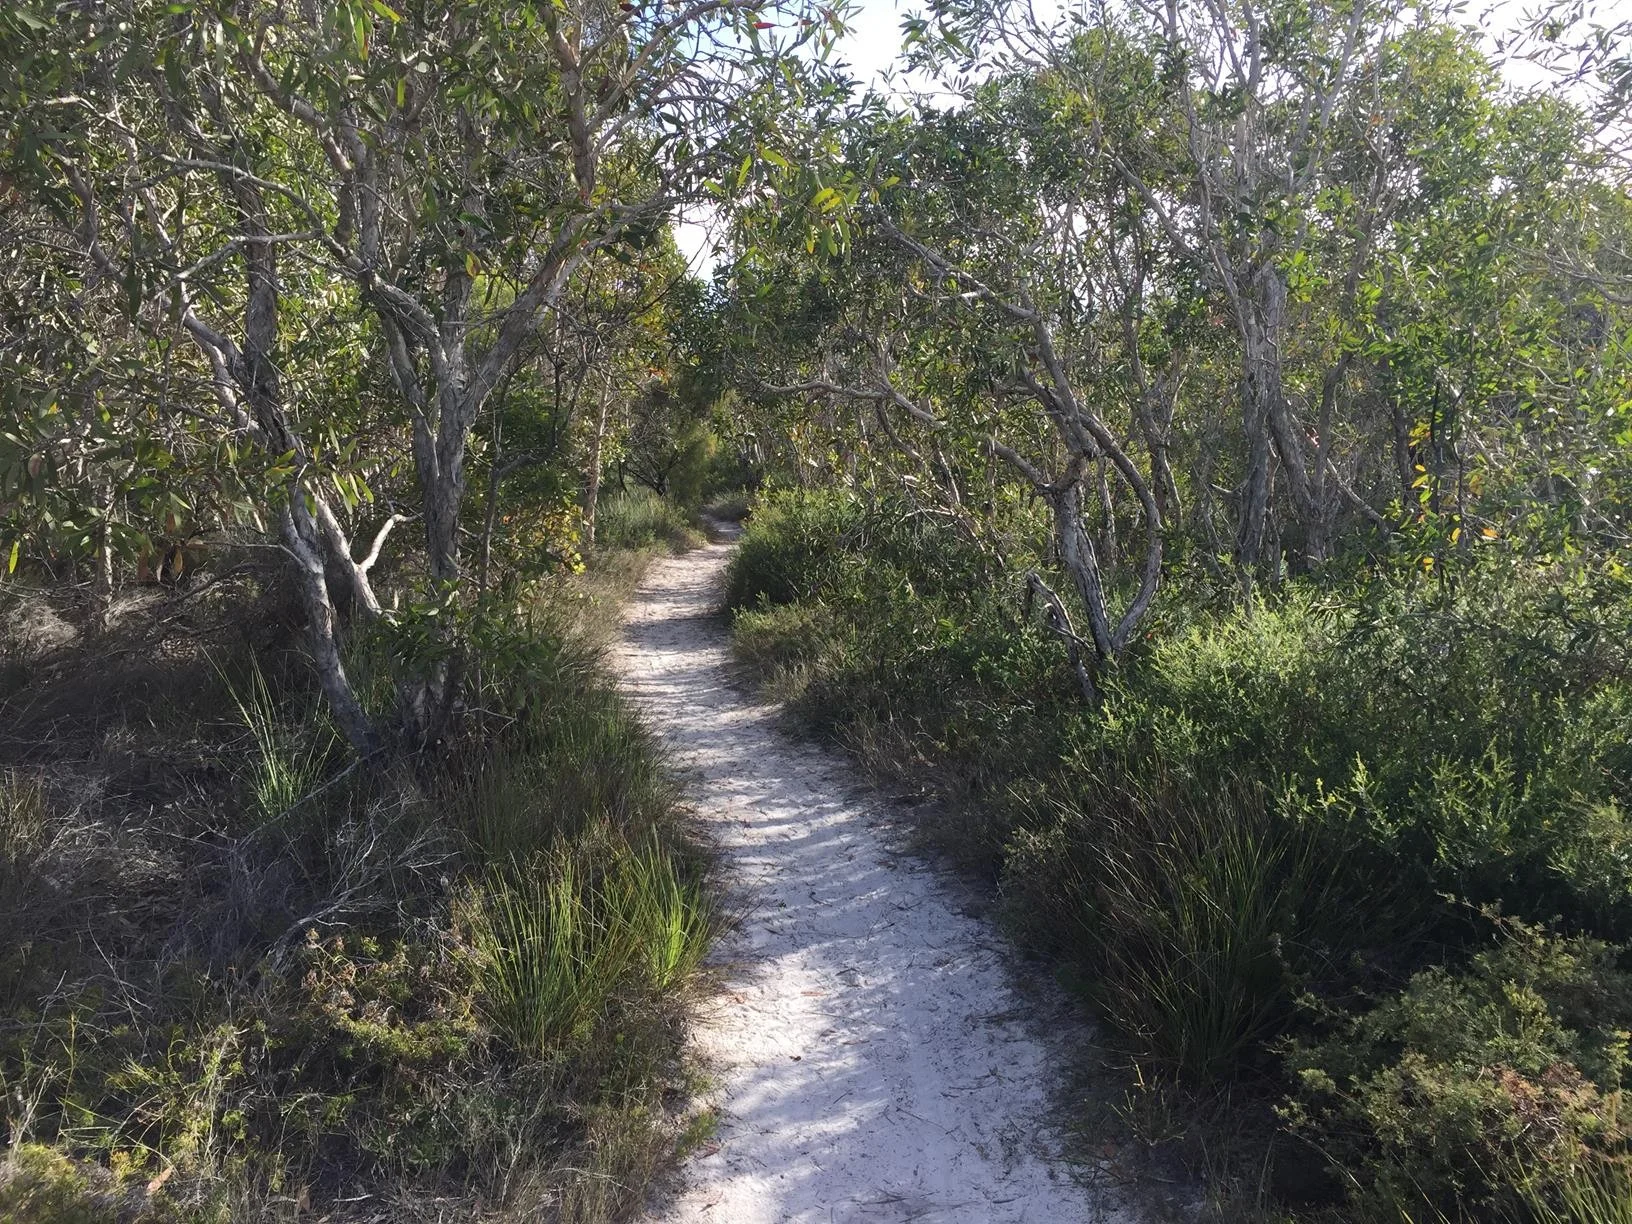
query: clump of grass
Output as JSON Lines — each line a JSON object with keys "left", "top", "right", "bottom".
{"left": 613, "top": 837, "right": 716, "bottom": 992}
{"left": 0, "top": 1143, "right": 138, "bottom": 1224}
{"left": 0, "top": 768, "right": 46, "bottom": 901}
{"left": 595, "top": 488, "right": 703, "bottom": 554}
{"left": 1527, "top": 1156, "right": 1632, "bottom": 1224}
{"left": 226, "top": 658, "right": 336, "bottom": 822}
{"left": 0, "top": 770, "right": 71, "bottom": 1013}
{"left": 732, "top": 601, "right": 844, "bottom": 703}
{"left": 1005, "top": 778, "right": 1356, "bottom": 1084}
{"left": 459, "top": 670, "right": 678, "bottom": 861}
{"left": 471, "top": 854, "right": 633, "bottom": 1053}
{"left": 471, "top": 838, "right": 716, "bottom": 1055}
{"left": 1092, "top": 784, "right": 1324, "bottom": 1083}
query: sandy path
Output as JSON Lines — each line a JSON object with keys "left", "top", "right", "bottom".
{"left": 612, "top": 536, "right": 1139, "bottom": 1224}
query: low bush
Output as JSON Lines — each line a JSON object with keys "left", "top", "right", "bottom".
{"left": 594, "top": 488, "right": 704, "bottom": 555}
{"left": 722, "top": 487, "right": 864, "bottom": 611}
{"left": 1286, "top": 917, "right": 1632, "bottom": 1219}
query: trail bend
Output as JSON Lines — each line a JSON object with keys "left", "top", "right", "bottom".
{"left": 612, "top": 534, "right": 1140, "bottom": 1224}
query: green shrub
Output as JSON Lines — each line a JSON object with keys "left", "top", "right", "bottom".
{"left": 1285, "top": 919, "right": 1632, "bottom": 1219}
{"left": 613, "top": 837, "right": 716, "bottom": 992}
{"left": 470, "top": 856, "right": 631, "bottom": 1054}
{"left": 459, "top": 652, "right": 678, "bottom": 861}
{"left": 732, "top": 601, "right": 846, "bottom": 697}
{"left": 701, "top": 490, "right": 754, "bottom": 522}
{"left": 724, "top": 488, "right": 865, "bottom": 611}
{"left": 1031, "top": 783, "right": 1355, "bottom": 1081}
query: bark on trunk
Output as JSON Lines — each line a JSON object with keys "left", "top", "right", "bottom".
{"left": 583, "top": 374, "right": 613, "bottom": 550}
{"left": 230, "top": 177, "right": 381, "bottom": 756}
{"left": 283, "top": 505, "right": 380, "bottom": 755}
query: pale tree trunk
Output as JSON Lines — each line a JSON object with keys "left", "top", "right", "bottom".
{"left": 282, "top": 503, "right": 381, "bottom": 754}
{"left": 583, "top": 373, "right": 614, "bottom": 550}
{"left": 228, "top": 173, "right": 383, "bottom": 755}
{"left": 95, "top": 478, "right": 115, "bottom": 632}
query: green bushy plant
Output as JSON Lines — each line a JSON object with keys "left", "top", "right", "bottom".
{"left": 1286, "top": 918, "right": 1632, "bottom": 1219}
{"left": 723, "top": 488, "right": 865, "bottom": 611}
{"left": 0, "top": 1144, "right": 165, "bottom": 1224}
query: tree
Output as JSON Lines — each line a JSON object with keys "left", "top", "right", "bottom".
{"left": 2, "top": 0, "right": 831, "bottom": 751}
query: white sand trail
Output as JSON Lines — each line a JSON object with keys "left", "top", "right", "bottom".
{"left": 611, "top": 536, "right": 1142, "bottom": 1224}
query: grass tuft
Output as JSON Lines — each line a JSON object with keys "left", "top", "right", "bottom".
{"left": 595, "top": 489, "right": 704, "bottom": 555}
{"left": 226, "top": 658, "right": 336, "bottom": 822}
{"left": 471, "top": 837, "right": 716, "bottom": 1056}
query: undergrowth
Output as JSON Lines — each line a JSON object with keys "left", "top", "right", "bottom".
{"left": 594, "top": 488, "right": 705, "bottom": 556}
{"left": 726, "top": 487, "right": 1632, "bottom": 1222}
{"left": 0, "top": 520, "right": 713, "bottom": 1223}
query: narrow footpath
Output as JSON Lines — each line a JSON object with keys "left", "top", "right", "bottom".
{"left": 612, "top": 533, "right": 1141, "bottom": 1224}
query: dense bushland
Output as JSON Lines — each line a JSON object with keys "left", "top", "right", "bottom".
{"left": 727, "top": 490, "right": 1632, "bottom": 1218}
{"left": 6, "top": 0, "right": 1630, "bottom": 1215}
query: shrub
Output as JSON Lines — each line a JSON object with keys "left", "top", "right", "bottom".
{"left": 723, "top": 488, "right": 864, "bottom": 611}
{"left": 0, "top": 1144, "right": 138, "bottom": 1224}
{"left": 470, "top": 856, "right": 633, "bottom": 1054}
{"left": 1285, "top": 919, "right": 1632, "bottom": 1219}
{"left": 458, "top": 647, "right": 678, "bottom": 861}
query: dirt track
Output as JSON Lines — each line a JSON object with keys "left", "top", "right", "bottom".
{"left": 612, "top": 535, "right": 1140, "bottom": 1224}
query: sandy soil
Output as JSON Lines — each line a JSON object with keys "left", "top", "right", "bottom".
{"left": 612, "top": 535, "right": 1143, "bottom": 1224}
